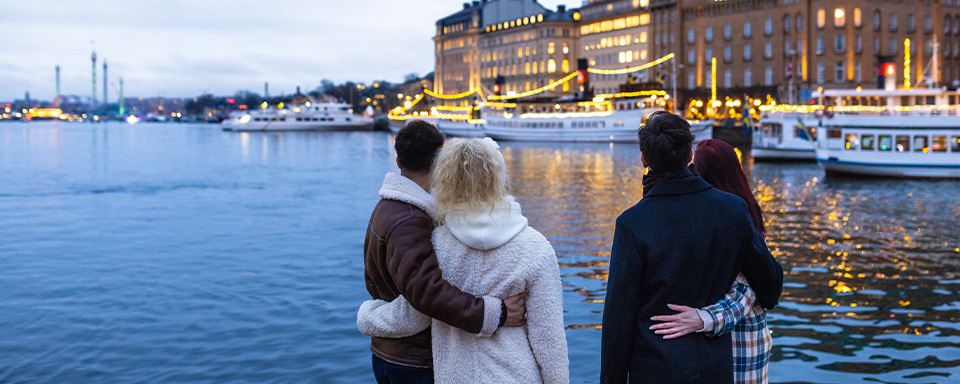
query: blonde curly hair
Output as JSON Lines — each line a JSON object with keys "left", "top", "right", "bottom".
{"left": 431, "top": 138, "right": 509, "bottom": 220}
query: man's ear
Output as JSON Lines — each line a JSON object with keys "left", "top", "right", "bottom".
{"left": 641, "top": 153, "right": 649, "bottom": 169}
{"left": 395, "top": 157, "right": 401, "bottom": 170}
{"left": 686, "top": 150, "right": 694, "bottom": 166}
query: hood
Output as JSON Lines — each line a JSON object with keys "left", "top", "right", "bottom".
{"left": 378, "top": 172, "right": 436, "bottom": 218}
{"left": 444, "top": 196, "right": 528, "bottom": 250}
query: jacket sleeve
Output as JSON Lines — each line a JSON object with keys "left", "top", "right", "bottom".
{"left": 524, "top": 244, "right": 570, "bottom": 384}
{"left": 700, "top": 277, "right": 756, "bottom": 337}
{"left": 387, "top": 215, "right": 502, "bottom": 336}
{"left": 356, "top": 296, "right": 431, "bottom": 338}
{"left": 736, "top": 206, "right": 784, "bottom": 310}
{"left": 600, "top": 217, "right": 644, "bottom": 384}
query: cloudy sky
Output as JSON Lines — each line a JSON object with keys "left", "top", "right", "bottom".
{"left": 1, "top": 0, "right": 573, "bottom": 102}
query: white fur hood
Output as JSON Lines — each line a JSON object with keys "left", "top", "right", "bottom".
{"left": 378, "top": 172, "right": 436, "bottom": 218}
{"left": 444, "top": 196, "right": 528, "bottom": 250}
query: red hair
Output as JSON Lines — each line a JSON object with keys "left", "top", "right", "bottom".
{"left": 693, "top": 139, "right": 766, "bottom": 237}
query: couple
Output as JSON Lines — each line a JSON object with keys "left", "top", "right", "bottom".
{"left": 358, "top": 120, "right": 568, "bottom": 384}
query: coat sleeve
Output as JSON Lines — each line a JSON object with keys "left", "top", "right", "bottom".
{"left": 356, "top": 296, "right": 431, "bottom": 338}
{"left": 600, "top": 217, "right": 644, "bottom": 384}
{"left": 524, "top": 243, "right": 570, "bottom": 384}
{"left": 735, "top": 206, "right": 784, "bottom": 310}
{"left": 700, "top": 277, "right": 756, "bottom": 337}
{"left": 387, "top": 215, "right": 502, "bottom": 336}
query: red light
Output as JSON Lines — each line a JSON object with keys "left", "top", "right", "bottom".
{"left": 577, "top": 70, "right": 588, "bottom": 84}
{"left": 493, "top": 84, "right": 501, "bottom": 93}
{"left": 227, "top": 98, "right": 235, "bottom": 104}
{"left": 4, "top": 104, "right": 9, "bottom": 108}
{"left": 880, "top": 63, "right": 896, "bottom": 77}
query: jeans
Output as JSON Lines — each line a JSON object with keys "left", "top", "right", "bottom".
{"left": 372, "top": 355, "right": 434, "bottom": 384}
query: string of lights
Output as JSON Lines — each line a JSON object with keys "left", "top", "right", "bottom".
{"left": 488, "top": 72, "right": 578, "bottom": 100}
{"left": 423, "top": 88, "right": 476, "bottom": 100}
{"left": 586, "top": 53, "right": 675, "bottom": 75}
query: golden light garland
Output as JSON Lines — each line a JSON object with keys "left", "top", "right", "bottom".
{"left": 586, "top": 53, "right": 675, "bottom": 75}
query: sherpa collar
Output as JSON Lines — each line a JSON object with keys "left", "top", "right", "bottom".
{"left": 378, "top": 172, "right": 437, "bottom": 218}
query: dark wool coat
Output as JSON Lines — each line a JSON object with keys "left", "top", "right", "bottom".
{"left": 600, "top": 169, "right": 784, "bottom": 384}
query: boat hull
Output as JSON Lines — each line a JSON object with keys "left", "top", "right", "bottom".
{"left": 752, "top": 147, "right": 816, "bottom": 160}
{"left": 483, "top": 126, "right": 640, "bottom": 143}
{"left": 817, "top": 157, "right": 960, "bottom": 178}
{"left": 228, "top": 121, "right": 373, "bottom": 132}
{"left": 436, "top": 121, "right": 485, "bottom": 138}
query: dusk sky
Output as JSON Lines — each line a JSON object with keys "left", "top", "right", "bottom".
{"left": 1, "top": 0, "right": 573, "bottom": 102}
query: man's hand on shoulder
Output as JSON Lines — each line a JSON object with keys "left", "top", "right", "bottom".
{"left": 502, "top": 291, "right": 528, "bottom": 327}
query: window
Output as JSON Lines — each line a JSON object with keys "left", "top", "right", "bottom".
{"left": 924, "top": 15, "right": 932, "bottom": 33}
{"left": 854, "top": 8, "right": 862, "bottom": 27}
{"left": 845, "top": 133, "right": 859, "bottom": 150}
{"left": 688, "top": 29, "right": 695, "bottom": 43}
{"left": 945, "top": 16, "right": 952, "bottom": 34}
{"left": 889, "top": 13, "right": 898, "bottom": 31}
{"left": 835, "top": 61, "right": 845, "bottom": 83}
{"left": 951, "top": 136, "right": 960, "bottom": 152}
{"left": 724, "top": 24, "right": 732, "bottom": 40}
{"left": 765, "top": 66, "right": 774, "bottom": 85}
{"left": 855, "top": 35, "right": 862, "bottom": 53}
{"left": 861, "top": 134, "right": 876, "bottom": 150}
{"left": 688, "top": 49, "right": 695, "bottom": 65}
{"left": 797, "top": 14, "right": 803, "bottom": 31}
{"left": 561, "top": 59, "right": 569, "bottom": 72}
{"left": 724, "top": 45, "right": 732, "bottom": 62}
{"left": 896, "top": 135, "right": 910, "bottom": 152}
{"left": 834, "top": 8, "right": 845, "bottom": 27}
{"left": 785, "top": 40, "right": 792, "bottom": 56}
{"left": 817, "top": 62, "right": 825, "bottom": 84}
{"left": 932, "top": 136, "right": 948, "bottom": 152}
{"left": 548, "top": 42, "right": 555, "bottom": 54}
{"left": 705, "top": 48, "right": 713, "bottom": 63}
{"left": 724, "top": 69, "right": 732, "bottom": 87}
{"left": 525, "top": 62, "right": 530, "bottom": 74}
{"left": 879, "top": 135, "right": 893, "bottom": 151}
{"left": 706, "top": 26, "right": 713, "bottom": 42}
{"left": 835, "top": 34, "right": 846, "bottom": 53}
{"left": 670, "top": 31, "right": 675, "bottom": 43}
{"left": 765, "top": 42, "right": 773, "bottom": 58}
{"left": 744, "top": 44, "right": 752, "bottom": 60}
{"left": 907, "top": 13, "right": 915, "bottom": 32}
{"left": 890, "top": 38, "right": 898, "bottom": 54}
{"left": 855, "top": 60, "right": 862, "bottom": 82}
{"left": 817, "top": 36, "right": 825, "bottom": 54}
{"left": 874, "top": 10, "right": 882, "bottom": 31}
{"left": 817, "top": 9, "right": 826, "bottom": 28}
{"left": 914, "top": 136, "right": 929, "bottom": 152}
{"left": 688, "top": 72, "right": 696, "bottom": 89}
{"left": 874, "top": 37, "right": 880, "bottom": 54}
{"left": 765, "top": 18, "right": 773, "bottom": 35}
{"left": 784, "top": 15, "right": 791, "bottom": 34}
{"left": 640, "top": 32, "right": 647, "bottom": 43}
{"left": 744, "top": 68, "right": 752, "bottom": 86}
{"left": 547, "top": 59, "right": 556, "bottom": 73}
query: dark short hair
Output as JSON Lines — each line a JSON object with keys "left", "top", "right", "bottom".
{"left": 395, "top": 119, "right": 445, "bottom": 173}
{"left": 637, "top": 111, "right": 694, "bottom": 172}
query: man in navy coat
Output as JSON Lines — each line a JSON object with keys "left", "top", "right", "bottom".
{"left": 600, "top": 111, "right": 784, "bottom": 384}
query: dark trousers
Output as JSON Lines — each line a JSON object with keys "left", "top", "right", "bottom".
{"left": 372, "top": 355, "right": 434, "bottom": 384}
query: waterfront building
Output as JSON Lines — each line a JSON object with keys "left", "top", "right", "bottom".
{"left": 434, "top": 2, "right": 483, "bottom": 100}
{"left": 578, "top": 0, "right": 653, "bottom": 95}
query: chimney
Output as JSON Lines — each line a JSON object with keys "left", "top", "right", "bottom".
{"left": 463, "top": 2, "right": 470, "bottom": 9}
{"left": 558, "top": 5, "right": 566, "bottom": 13}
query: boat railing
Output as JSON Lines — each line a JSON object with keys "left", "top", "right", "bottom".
{"left": 831, "top": 105, "right": 960, "bottom": 117}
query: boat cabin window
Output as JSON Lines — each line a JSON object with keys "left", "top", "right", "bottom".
{"left": 950, "top": 95, "right": 958, "bottom": 105}
{"left": 926, "top": 96, "right": 936, "bottom": 105}
{"left": 895, "top": 135, "right": 910, "bottom": 152}
{"left": 827, "top": 129, "right": 842, "bottom": 139}
{"left": 878, "top": 135, "right": 893, "bottom": 151}
{"left": 931, "top": 136, "right": 948, "bottom": 152}
{"left": 951, "top": 136, "right": 960, "bottom": 152}
{"left": 913, "top": 136, "right": 929, "bottom": 153}
{"left": 844, "top": 133, "right": 859, "bottom": 150}
{"left": 861, "top": 134, "right": 875, "bottom": 150}
{"left": 900, "top": 96, "right": 911, "bottom": 106}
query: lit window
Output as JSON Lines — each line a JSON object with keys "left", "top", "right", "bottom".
{"left": 844, "top": 133, "right": 859, "bottom": 150}
{"left": 518, "top": 48, "right": 523, "bottom": 58}
{"left": 640, "top": 32, "right": 648, "bottom": 43}
{"left": 640, "top": 50, "right": 647, "bottom": 60}
{"left": 562, "top": 59, "right": 569, "bottom": 72}
{"left": 525, "top": 62, "right": 530, "bottom": 75}
{"left": 854, "top": 8, "right": 862, "bottom": 27}
{"left": 878, "top": 135, "right": 893, "bottom": 151}
{"left": 563, "top": 43, "right": 569, "bottom": 54}
{"left": 548, "top": 42, "right": 555, "bottom": 54}
{"left": 817, "top": 9, "right": 826, "bottom": 28}
{"left": 914, "top": 136, "right": 929, "bottom": 152}
{"left": 626, "top": 51, "right": 634, "bottom": 62}
{"left": 834, "top": 8, "right": 845, "bottom": 27}
{"left": 895, "top": 135, "right": 910, "bottom": 152}
{"left": 548, "top": 59, "right": 556, "bottom": 73}
{"left": 951, "top": 136, "right": 960, "bottom": 152}
{"left": 619, "top": 51, "right": 626, "bottom": 63}
{"left": 932, "top": 136, "right": 947, "bottom": 152}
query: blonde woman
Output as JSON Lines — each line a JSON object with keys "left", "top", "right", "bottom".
{"left": 357, "top": 138, "right": 569, "bottom": 384}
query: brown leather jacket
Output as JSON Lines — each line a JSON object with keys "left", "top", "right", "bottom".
{"left": 364, "top": 197, "right": 494, "bottom": 368}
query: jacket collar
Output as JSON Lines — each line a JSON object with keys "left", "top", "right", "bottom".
{"left": 444, "top": 196, "right": 528, "bottom": 251}
{"left": 378, "top": 172, "right": 437, "bottom": 218}
{"left": 642, "top": 168, "right": 714, "bottom": 198}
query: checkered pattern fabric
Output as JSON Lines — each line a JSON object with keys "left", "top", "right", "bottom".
{"left": 703, "top": 274, "right": 772, "bottom": 384}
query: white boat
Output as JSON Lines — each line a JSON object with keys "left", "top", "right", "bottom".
{"left": 813, "top": 88, "right": 960, "bottom": 178}
{"left": 752, "top": 110, "right": 819, "bottom": 161}
{"left": 481, "top": 97, "right": 712, "bottom": 144}
{"left": 223, "top": 98, "right": 373, "bottom": 132}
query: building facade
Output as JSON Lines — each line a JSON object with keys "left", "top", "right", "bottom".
{"left": 578, "top": 0, "right": 654, "bottom": 95}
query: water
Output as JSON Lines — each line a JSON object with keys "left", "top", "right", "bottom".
{"left": 1, "top": 122, "right": 958, "bottom": 383}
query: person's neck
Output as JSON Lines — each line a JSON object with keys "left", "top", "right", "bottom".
{"left": 401, "top": 171, "right": 431, "bottom": 193}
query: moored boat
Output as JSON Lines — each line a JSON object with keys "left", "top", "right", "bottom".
{"left": 223, "top": 97, "right": 373, "bottom": 132}
{"left": 752, "top": 108, "right": 819, "bottom": 161}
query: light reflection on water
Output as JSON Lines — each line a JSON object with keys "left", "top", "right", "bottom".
{"left": 0, "top": 124, "right": 958, "bottom": 383}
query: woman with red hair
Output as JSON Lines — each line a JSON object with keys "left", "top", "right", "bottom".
{"left": 650, "top": 139, "right": 772, "bottom": 384}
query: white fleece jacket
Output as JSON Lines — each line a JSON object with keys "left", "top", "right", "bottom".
{"left": 357, "top": 198, "right": 570, "bottom": 384}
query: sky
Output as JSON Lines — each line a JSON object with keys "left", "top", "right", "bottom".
{"left": 1, "top": 0, "right": 574, "bottom": 102}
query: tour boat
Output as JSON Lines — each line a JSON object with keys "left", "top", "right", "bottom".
{"left": 481, "top": 96, "right": 712, "bottom": 144}
{"left": 223, "top": 99, "right": 373, "bottom": 132}
{"left": 403, "top": 113, "right": 485, "bottom": 138}
{"left": 813, "top": 88, "right": 960, "bottom": 178}
{"left": 752, "top": 109, "right": 819, "bottom": 161}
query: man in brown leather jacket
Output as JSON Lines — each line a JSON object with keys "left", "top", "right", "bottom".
{"left": 364, "top": 120, "right": 528, "bottom": 383}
